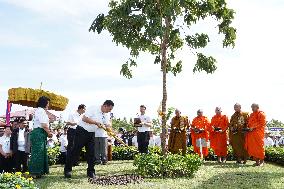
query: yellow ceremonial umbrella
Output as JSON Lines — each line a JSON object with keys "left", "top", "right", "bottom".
{"left": 8, "top": 86, "right": 69, "bottom": 111}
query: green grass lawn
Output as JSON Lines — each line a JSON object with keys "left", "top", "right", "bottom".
{"left": 34, "top": 160, "right": 284, "bottom": 189}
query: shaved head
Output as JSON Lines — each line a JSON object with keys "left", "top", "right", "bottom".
{"left": 251, "top": 103, "right": 260, "bottom": 112}
{"left": 215, "top": 107, "right": 222, "bottom": 115}
{"left": 234, "top": 103, "right": 241, "bottom": 112}
{"left": 175, "top": 109, "right": 181, "bottom": 117}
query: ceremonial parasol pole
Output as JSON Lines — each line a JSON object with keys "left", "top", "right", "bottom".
{"left": 5, "top": 100, "right": 12, "bottom": 126}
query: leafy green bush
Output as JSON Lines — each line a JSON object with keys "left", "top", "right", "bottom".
{"left": 46, "top": 144, "right": 284, "bottom": 167}
{"left": 112, "top": 146, "right": 139, "bottom": 160}
{"left": 47, "top": 145, "right": 61, "bottom": 165}
{"left": 133, "top": 153, "right": 202, "bottom": 178}
{"left": 149, "top": 146, "right": 162, "bottom": 155}
{"left": 265, "top": 147, "right": 284, "bottom": 166}
{"left": 0, "top": 172, "right": 38, "bottom": 189}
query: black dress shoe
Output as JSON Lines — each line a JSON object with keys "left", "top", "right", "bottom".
{"left": 64, "top": 171, "right": 72, "bottom": 178}
{"left": 87, "top": 172, "right": 96, "bottom": 179}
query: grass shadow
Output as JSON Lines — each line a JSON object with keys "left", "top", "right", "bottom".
{"left": 195, "top": 170, "right": 284, "bottom": 189}
{"left": 203, "top": 161, "right": 254, "bottom": 168}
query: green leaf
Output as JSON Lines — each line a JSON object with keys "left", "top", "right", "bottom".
{"left": 193, "top": 53, "right": 217, "bottom": 74}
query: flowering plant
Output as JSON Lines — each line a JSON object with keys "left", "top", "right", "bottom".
{"left": 0, "top": 172, "right": 39, "bottom": 189}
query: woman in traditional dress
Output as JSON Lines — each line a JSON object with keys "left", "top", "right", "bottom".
{"left": 29, "top": 96, "right": 53, "bottom": 178}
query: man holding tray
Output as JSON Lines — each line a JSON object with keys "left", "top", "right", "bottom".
{"left": 229, "top": 103, "right": 249, "bottom": 164}
{"left": 210, "top": 107, "right": 229, "bottom": 163}
{"left": 191, "top": 109, "right": 210, "bottom": 158}
{"left": 245, "top": 103, "right": 266, "bottom": 166}
{"left": 134, "top": 105, "right": 152, "bottom": 153}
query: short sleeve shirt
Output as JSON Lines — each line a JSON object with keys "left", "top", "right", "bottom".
{"left": 0, "top": 135, "right": 11, "bottom": 154}
{"left": 79, "top": 106, "right": 111, "bottom": 134}
{"left": 33, "top": 108, "right": 49, "bottom": 128}
{"left": 67, "top": 111, "right": 83, "bottom": 129}
{"left": 137, "top": 114, "right": 151, "bottom": 132}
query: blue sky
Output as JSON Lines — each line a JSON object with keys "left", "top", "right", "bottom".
{"left": 1, "top": 0, "right": 284, "bottom": 122}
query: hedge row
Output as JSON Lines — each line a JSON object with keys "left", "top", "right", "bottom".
{"left": 47, "top": 145, "right": 284, "bottom": 166}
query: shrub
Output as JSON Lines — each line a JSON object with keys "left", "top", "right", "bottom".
{"left": 149, "top": 146, "right": 162, "bottom": 155}
{"left": 45, "top": 144, "right": 284, "bottom": 167}
{"left": 47, "top": 145, "right": 61, "bottom": 165}
{"left": 0, "top": 172, "right": 38, "bottom": 189}
{"left": 112, "top": 146, "right": 139, "bottom": 160}
{"left": 133, "top": 153, "right": 202, "bottom": 178}
{"left": 265, "top": 147, "right": 284, "bottom": 166}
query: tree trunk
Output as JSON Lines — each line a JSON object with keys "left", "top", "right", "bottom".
{"left": 161, "top": 17, "right": 170, "bottom": 155}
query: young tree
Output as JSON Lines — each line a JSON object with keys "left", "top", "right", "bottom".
{"left": 90, "top": 0, "right": 236, "bottom": 155}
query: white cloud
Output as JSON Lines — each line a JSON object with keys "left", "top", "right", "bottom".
{"left": 1, "top": 0, "right": 109, "bottom": 18}
{"left": 0, "top": 32, "right": 47, "bottom": 48}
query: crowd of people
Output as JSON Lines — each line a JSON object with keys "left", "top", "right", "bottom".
{"left": 0, "top": 96, "right": 284, "bottom": 180}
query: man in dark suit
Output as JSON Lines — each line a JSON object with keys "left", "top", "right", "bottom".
{"left": 10, "top": 118, "right": 30, "bottom": 173}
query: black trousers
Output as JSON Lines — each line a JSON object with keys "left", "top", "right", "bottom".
{"left": 0, "top": 155, "right": 13, "bottom": 173}
{"left": 64, "top": 126, "right": 95, "bottom": 174}
{"left": 67, "top": 128, "right": 79, "bottom": 165}
{"left": 137, "top": 131, "right": 150, "bottom": 153}
{"left": 15, "top": 150, "right": 28, "bottom": 172}
{"left": 58, "top": 152, "right": 67, "bottom": 165}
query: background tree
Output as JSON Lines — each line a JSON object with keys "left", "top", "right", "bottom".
{"left": 267, "top": 119, "right": 284, "bottom": 128}
{"left": 112, "top": 117, "right": 134, "bottom": 131}
{"left": 90, "top": 0, "right": 236, "bottom": 155}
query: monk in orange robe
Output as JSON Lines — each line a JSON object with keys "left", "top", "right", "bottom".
{"left": 168, "top": 109, "right": 190, "bottom": 155}
{"left": 245, "top": 103, "right": 266, "bottom": 166}
{"left": 229, "top": 103, "right": 249, "bottom": 164}
{"left": 191, "top": 109, "right": 210, "bottom": 158}
{"left": 210, "top": 107, "right": 229, "bottom": 163}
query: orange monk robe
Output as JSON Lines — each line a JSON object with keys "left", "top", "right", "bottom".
{"left": 245, "top": 111, "right": 266, "bottom": 160}
{"left": 191, "top": 116, "right": 210, "bottom": 157}
{"left": 210, "top": 115, "right": 229, "bottom": 157}
{"left": 168, "top": 116, "right": 190, "bottom": 155}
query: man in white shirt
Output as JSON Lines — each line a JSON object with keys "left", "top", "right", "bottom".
{"left": 0, "top": 126, "right": 13, "bottom": 173}
{"left": 59, "top": 127, "right": 68, "bottom": 165}
{"left": 94, "top": 109, "right": 111, "bottom": 165}
{"left": 132, "top": 132, "right": 138, "bottom": 148}
{"left": 264, "top": 132, "right": 274, "bottom": 147}
{"left": 155, "top": 133, "right": 169, "bottom": 147}
{"left": 64, "top": 100, "right": 114, "bottom": 179}
{"left": 134, "top": 105, "right": 152, "bottom": 153}
{"left": 10, "top": 118, "right": 30, "bottom": 173}
{"left": 148, "top": 132, "right": 156, "bottom": 147}
{"left": 66, "top": 104, "right": 86, "bottom": 165}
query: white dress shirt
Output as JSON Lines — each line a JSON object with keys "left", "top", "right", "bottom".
{"left": 17, "top": 129, "right": 26, "bottom": 151}
{"left": 264, "top": 137, "right": 274, "bottom": 147}
{"left": 0, "top": 135, "right": 11, "bottom": 154}
{"left": 149, "top": 136, "right": 156, "bottom": 147}
{"left": 79, "top": 106, "right": 110, "bottom": 134}
{"left": 154, "top": 136, "right": 168, "bottom": 147}
{"left": 67, "top": 111, "right": 83, "bottom": 130}
{"left": 132, "top": 136, "right": 138, "bottom": 147}
{"left": 33, "top": 107, "right": 49, "bottom": 128}
{"left": 137, "top": 114, "right": 151, "bottom": 132}
{"left": 59, "top": 134, "right": 68, "bottom": 152}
